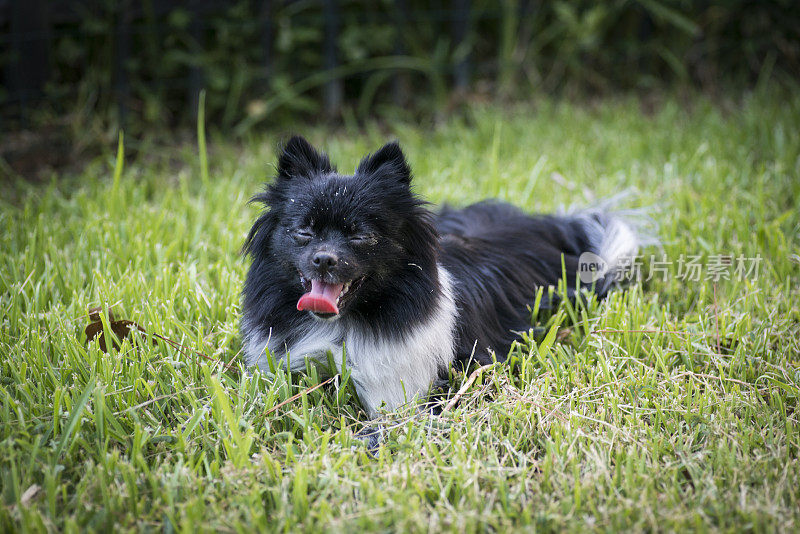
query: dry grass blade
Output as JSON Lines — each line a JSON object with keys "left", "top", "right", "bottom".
{"left": 264, "top": 376, "right": 338, "bottom": 416}
{"left": 441, "top": 364, "right": 495, "bottom": 414}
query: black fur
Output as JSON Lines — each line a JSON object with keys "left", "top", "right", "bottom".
{"left": 241, "top": 136, "right": 630, "bottom": 371}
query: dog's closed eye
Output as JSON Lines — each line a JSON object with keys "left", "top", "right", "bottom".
{"left": 291, "top": 228, "right": 313, "bottom": 245}
{"left": 349, "top": 234, "right": 377, "bottom": 245}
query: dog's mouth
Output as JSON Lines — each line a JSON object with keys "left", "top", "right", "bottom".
{"left": 297, "top": 275, "right": 363, "bottom": 318}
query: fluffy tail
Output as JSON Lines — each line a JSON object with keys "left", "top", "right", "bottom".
{"left": 570, "top": 203, "right": 658, "bottom": 295}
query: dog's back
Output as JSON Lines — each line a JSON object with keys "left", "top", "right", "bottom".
{"left": 436, "top": 200, "right": 640, "bottom": 363}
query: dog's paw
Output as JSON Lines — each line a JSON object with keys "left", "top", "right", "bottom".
{"left": 430, "top": 377, "right": 452, "bottom": 392}
{"left": 354, "top": 424, "right": 385, "bottom": 456}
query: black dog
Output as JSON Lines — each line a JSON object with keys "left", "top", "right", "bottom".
{"left": 241, "top": 137, "right": 641, "bottom": 417}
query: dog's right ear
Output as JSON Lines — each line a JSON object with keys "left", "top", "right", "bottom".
{"left": 277, "top": 136, "right": 334, "bottom": 180}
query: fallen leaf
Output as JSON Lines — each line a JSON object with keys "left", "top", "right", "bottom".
{"left": 84, "top": 306, "right": 151, "bottom": 352}
{"left": 556, "top": 327, "right": 573, "bottom": 341}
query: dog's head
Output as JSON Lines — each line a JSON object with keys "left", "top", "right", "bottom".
{"left": 244, "top": 136, "right": 437, "bottom": 320}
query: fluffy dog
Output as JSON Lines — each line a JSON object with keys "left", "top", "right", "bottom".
{"left": 241, "top": 137, "right": 640, "bottom": 417}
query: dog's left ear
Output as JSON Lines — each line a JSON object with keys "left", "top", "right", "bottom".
{"left": 357, "top": 142, "right": 411, "bottom": 185}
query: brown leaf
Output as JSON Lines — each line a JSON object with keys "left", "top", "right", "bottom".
{"left": 84, "top": 306, "right": 151, "bottom": 352}
{"left": 556, "top": 327, "right": 572, "bottom": 341}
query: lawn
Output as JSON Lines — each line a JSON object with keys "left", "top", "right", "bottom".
{"left": 1, "top": 93, "right": 799, "bottom": 532}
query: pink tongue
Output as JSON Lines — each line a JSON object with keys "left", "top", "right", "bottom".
{"left": 297, "top": 279, "right": 344, "bottom": 314}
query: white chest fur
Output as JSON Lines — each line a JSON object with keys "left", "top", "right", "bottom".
{"left": 244, "top": 266, "right": 458, "bottom": 417}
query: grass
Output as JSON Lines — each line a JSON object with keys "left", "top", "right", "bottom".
{"left": 1, "top": 92, "right": 799, "bottom": 532}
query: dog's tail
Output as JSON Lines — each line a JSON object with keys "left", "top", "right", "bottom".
{"left": 567, "top": 198, "right": 659, "bottom": 296}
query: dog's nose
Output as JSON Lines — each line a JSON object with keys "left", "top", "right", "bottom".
{"left": 312, "top": 251, "right": 338, "bottom": 269}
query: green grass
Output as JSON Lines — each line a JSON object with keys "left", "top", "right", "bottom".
{"left": 1, "top": 93, "right": 799, "bottom": 532}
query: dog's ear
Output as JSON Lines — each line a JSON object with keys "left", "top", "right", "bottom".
{"left": 241, "top": 210, "right": 276, "bottom": 257}
{"left": 357, "top": 141, "right": 411, "bottom": 185}
{"left": 277, "top": 136, "right": 334, "bottom": 180}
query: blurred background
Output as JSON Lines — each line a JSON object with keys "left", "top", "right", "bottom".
{"left": 1, "top": 0, "right": 799, "bottom": 177}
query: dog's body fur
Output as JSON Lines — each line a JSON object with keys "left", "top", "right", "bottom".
{"left": 241, "top": 137, "right": 640, "bottom": 417}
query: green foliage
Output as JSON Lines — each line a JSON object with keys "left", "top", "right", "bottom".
{"left": 10, "top": 0, "right": 800, "bottom": 135}
{"left": 1, "top": 93, "right": 799, "bottom": 530}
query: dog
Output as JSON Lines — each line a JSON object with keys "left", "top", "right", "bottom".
{"left": 241, "top": 136, "right": 642, "bottom": 417}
